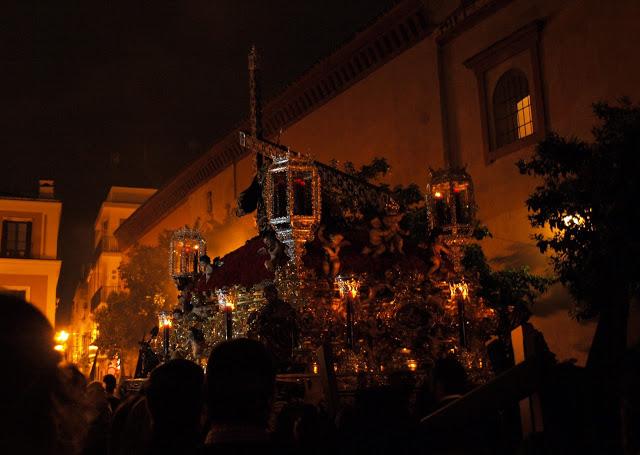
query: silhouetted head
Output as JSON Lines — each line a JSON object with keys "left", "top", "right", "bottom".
{"left": 103, "top": 374, "right": 117, "bottom": 394}
{"left": 431, "top": 357, "right": 468, "bottom": 400}
{"left": 0, "top": 295, "right": 86, "bottom": 453}
{"left": 199, "top": 255, "right": 211, "bottom": 265}
{"left": 263, "top": 284, "right": 279, "bottom": 304}
{"left": 146, "top": 359, "right": 204, "bottom": 432}
{"left": 206, "top": 338, "right": 275, "bottom": 427}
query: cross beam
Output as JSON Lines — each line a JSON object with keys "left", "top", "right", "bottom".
{"left": 239, "top": 131, "right": 293, "bottom": 161}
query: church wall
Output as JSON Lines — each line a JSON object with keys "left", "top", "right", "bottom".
{"left": 280, "top": 36, "right": 445, "bottom": 187}
{"left": 135, "top": 154, "right": 258, "bottom": 261}
{"left": 441, "top": 0, "right": 640, "bottom": 364}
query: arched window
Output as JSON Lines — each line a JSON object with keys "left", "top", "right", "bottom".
{"left": 493, "top": 69, "right": 534, "bottom": 148}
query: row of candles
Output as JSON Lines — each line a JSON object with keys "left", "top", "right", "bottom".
{"left": 158, "top": 276, "right": 470, "bottom": 372}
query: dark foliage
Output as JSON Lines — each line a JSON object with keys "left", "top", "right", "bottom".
{"left": 517, "top": 99, "right": 640, "bottom": 319}
{"left": 94, "top": 231, "right": 175, "bottom": 353}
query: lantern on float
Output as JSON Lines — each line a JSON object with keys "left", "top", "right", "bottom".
{"left": 426, "top": 167, "right": 476, "bottom": 274}
{"left": 264, "top": 150, "right": 321, "bottom": 266}
{"left": 426, "top": 167, "right": 476, "bottom": 237}
{"left": 169, "top": 227, "right": 207, "bottom": 279}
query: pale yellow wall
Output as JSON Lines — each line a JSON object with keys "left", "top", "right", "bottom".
{"left": 95, "top": 204, "right": 146, "bottom": 246}
{"left": 0, "top": 197, "right": 61, "bottom": 325}
{"left": 0, "top": 260, "right": 60, "bottom": 324}
{"left": 0, "top": 199, "right": 61, "bottom": 259}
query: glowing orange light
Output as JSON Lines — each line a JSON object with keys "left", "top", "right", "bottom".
{"left": 407, "top": 359, "right": 418, "bottom": 372}
{"left": 449, "top": 280, "right": 469, "bottom": 301}
{"left": 158, "top": 312, "right": 173, "bottom": 329}
{"left": 434, "top": 191, "right": 443, "bottom": 199}
{"left": 336, "top": 276, "right": 360, "bottom": 299}
{"left": 216, "top": 289, "right": 235, "bottom": 310}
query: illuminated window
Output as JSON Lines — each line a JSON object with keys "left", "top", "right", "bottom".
{"left": 493, "top": 69, "right": 534, "bottom": 148}
{"left": 1, "top": 221, "right": 32, "bottom": 258}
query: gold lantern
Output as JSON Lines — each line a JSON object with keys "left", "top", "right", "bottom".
{"left": 264, "top": 150, "right": 321, "bottom": 266}
{"left": 426, "top": 167, "right": 476, "bottom": 274}
{"left": 169, "top": 227, "right": 207, "bottom": 279}
{"left": 426, "top": 167, "right": 476, "bottom": 237}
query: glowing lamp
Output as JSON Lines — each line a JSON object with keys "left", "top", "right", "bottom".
{"left": 55, "top": 330, "right": 70, "bottom": 343}
{"left": 54, "top": 344, "right": 65, "bottom": 352}
{"left": 216, "top": 288, "right": 236, "bottom": 311}
{"left": 449, "top": 280, "right": 470, "bottom": 301}
{"left": 336, "top": 275, "right": 361, "bottom": 300}
{"left": 169, "top": 227, "right": 207, "bottom": 279}
{"left": 158, "top": 312, "right": 173, "bottom": 329}
{"left": 426, "top": 167, "right": 476, "bottom": 236}
{"left": 407, "top": 359, "right": 418, "bottom": 372}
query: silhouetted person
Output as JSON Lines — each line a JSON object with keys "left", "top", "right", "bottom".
{"left": 249, "top": 285, "right": 299, "bottom": 372}
{"left": 110, "top": 393, "right": 152, "bottom": 455}
{"left": 0, "top": 295, "right": 87, "bottom": 453}
{"left": 203, "top": 338, "right": 278, "bottom": 453}
{"left": 337, "top": 385, "right": 417, "bottom": 454}
{"left": 84, "top": 381, "right": 112, "bottom": 455}
{"left": 103, "top": 374, "right": 120, "bottom": 412}
{"left": 420, "top": 357, "right": 474, "bottom": 454}
{"left": 430, "top": 356, "right": 468, "bottom": 411}
{"left": 145, "top": 359, "right": 204, "bottom": 454}
{"left": 621, "top": 344, "right": 640, "bottom": 455}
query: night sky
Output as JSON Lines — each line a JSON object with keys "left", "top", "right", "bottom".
{"left": 2, "top": 1, "right": 395, "bottom": 323}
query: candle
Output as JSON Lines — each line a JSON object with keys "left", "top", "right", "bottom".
{"left": 217, "top": 289, "right": 235, "bottom": 340}
{"left": 158, "top": 312, "right": 172, "bottom": 361}
{"left": 336, "top": 276, "right": 360, "bottom": 350}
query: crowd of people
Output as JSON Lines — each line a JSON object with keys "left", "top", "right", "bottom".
{"left": 2, "top": 293, "right": 639, "bottom": 454}
{"left": 0, "top": 294, "right": 479, "bottom": 454}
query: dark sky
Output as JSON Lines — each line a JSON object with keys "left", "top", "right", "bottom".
{"left": 2, "top": 1, "right": 395, "bottom": 323}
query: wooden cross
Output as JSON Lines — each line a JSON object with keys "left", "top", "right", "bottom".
{"left": 241, "top": 45, "right": 297, "bottom": 161}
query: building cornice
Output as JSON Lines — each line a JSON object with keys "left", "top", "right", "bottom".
{"left": 115, "top": 0, "right": 431, "bottom": 249}
{"left": 0, "top": 258, "right": 62, "bottom": 275}
{"left": 434, "top": 0, "right": 515, "bottom": 45}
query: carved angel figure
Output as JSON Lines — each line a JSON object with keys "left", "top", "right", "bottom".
{"left": 258, "top": 231, "right": 288, "bottom": 272}
{"left": 362, "top": 217, "right": 388, "bottom": 257}
{"left": 382, "top": 213, "right": 408, "bottom": 254}
{"left": 427, "top": 232, "right": 451, "bottom": 278}
{"left": 318, "top": 225, "right": 351, "bottom": 276}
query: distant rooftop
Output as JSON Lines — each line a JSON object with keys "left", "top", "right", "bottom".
{"left": 0, "top": 179, "right": 60, "bottom": 202}
{"left": 105, "top": 186, "right": 157, "bottom": 205}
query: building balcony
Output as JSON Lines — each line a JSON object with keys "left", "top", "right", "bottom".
{"left": 93, "top": 235, "right": 119, "bottom": 262}
{"left": 90, "top": 285, "right": 120, "bottom": 311}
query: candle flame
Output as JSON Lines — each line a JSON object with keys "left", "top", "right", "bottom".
{"left": 216, "top": 289, "right": 235, "bottom": 310}
{"left": 158, "top": 312, "right": 173, "bottom": 329}
{"left": 449, "top": 280, "right": 469, "bottom": 300}
{"left": 336, "top": 276, "right": 360, "bottom": 299}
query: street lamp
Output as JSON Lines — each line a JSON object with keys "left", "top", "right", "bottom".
{"left": 54, "top": 330, "right": 70, "bottom": 360}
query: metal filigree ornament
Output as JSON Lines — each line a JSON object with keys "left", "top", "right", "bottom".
{"left": 264, "top": 149, "right": 321, "bottom": 268}
{"left": 426, "top": 167, "right": 476, "bottom": 273}
{"left": 169, "top": 227, "right": 207, "bottom": 279}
